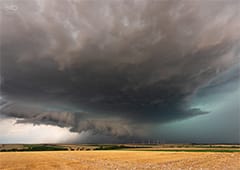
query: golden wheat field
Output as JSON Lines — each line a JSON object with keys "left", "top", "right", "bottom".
{"left": 0, "top": 151, "right": 239, "bottom": 170}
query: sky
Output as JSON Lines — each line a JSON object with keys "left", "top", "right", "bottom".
{"left": 0, "top": 0, "right": 239, "bottom": 144}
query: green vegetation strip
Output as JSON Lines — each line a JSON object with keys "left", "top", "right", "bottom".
{"left": 0, "top": 145, "right": 68, "bottom": 152}
{"left": 137, "top": 149, "right": 240, "bottom": 152}
{"left": 94, "top": 145, "right": 132, "bottom": 150}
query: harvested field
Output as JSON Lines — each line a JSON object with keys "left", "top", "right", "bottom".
{"left": 0, "top": 151, "right": 239, "bottom": 170}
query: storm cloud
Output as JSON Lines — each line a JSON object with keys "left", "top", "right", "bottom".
{"left": 0, "top": 0, "right": 239, "bottom": 141}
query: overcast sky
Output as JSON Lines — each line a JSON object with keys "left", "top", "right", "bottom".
{"left": 0, "top": 0, "right": 239, "bottom": 144}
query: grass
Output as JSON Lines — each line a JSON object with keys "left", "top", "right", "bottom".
{"left": 0, "top": 144, "right": 68, "bottom": 152}
{"left": 94, "top": 145, "right": 132, "bottom": 150}
{"left": 138, "top": 149, "right": 240, "bottom": 152}
{"left": 89, "top": 144, "right": 240, "bottom": 152}
{"left": 25, "top": 145, "right": 68, "bottom": 151}
{"left": 92, "top": 144, "right": 240, "bottom": 152}
{"left": 1, "top": 144, "right": 239, "bottom": 152}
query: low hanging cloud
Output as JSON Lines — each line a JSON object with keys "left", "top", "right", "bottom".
{"left": 0, "top": 0, "right": 239, "bottom": 140}
{"left": 0, "top": 101, "right": 144, "bottom": 138}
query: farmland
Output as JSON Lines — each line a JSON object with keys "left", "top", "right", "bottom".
{"left": 0, "top": 144, "right": 239, "bottom": 170}
{"left": 0, "top": 150, "right": 240, "bottom": 170}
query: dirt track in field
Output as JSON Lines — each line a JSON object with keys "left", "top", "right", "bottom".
{"left": 0, "top": 151, "right": 239, "bottom": 170}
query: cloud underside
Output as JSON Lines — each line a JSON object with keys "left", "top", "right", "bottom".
{"left": 0, "top": 0, "right": 239, "bottom": 139}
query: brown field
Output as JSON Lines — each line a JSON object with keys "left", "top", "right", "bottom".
{"left": 0, "top": 151, "right": 239, "bottom": 170}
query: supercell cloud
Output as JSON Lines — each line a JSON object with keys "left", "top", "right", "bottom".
{"left": 0, "top": 0, "right": 239, "bottom": 142}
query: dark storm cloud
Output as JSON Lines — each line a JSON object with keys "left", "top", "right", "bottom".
{"left": 0, "top": 101, "right": 142, "bottom": 137}
{"left": 0, "top": 0, "right": 239, "bottom": 138}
